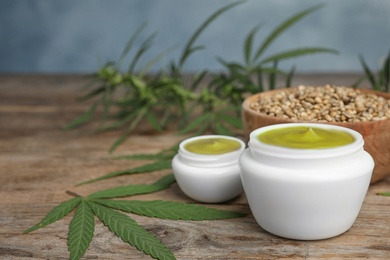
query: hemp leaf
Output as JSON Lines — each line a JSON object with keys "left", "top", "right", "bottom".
{"left": 377, "top": 192, "right": 390, "bottom": 196}
{"left": 78, "top": 142, "right": 180, "bottom": 186}
{"left": 354, "top": 49, "right": 390, "bottom": 92}
{"left": 23, "top": 197, "right": 82, "bottom": 234}
{"left": 78, "top": 160, "right": 172, "bottom": 185}
{"left": 88, "top": 201, "right": 176, "bottom": 260}
{"left": 24, "top": 171, "right": 246, "bottom": 260}
{"left": 68, "top": 199, "right": 95, "bottom": 260}
{"left": 91, "top": 199, "right": 246, "bottom": 220}
{"left": 87, "top": 174, "right": 176, "bottom": 199}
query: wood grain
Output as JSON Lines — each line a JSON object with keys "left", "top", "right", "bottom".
{"left": 0, "top": 74, "right": 389, "bottom": 259}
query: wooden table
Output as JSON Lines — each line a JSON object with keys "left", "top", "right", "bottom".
{"left": 1, "top": 74, "right": 389, "bottom": 259}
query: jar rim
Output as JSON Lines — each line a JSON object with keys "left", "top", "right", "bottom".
{"left": 178, "top": 135, "right": 246, "bottom": 166}
{"left": 249, "top": 123, "right": 364, "bottom": 159}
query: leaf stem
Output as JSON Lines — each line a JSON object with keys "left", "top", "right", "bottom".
{"left": 66, "top": 190, "right": 82, "bottom": 198}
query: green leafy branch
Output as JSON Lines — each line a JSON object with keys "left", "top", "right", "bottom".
{"left": 353, "top": 49, "right": 390, "bottom": 92}
{"left": 64, "top": 1, "right": 243, "bottom": 153}
{"left": 24, "top": 174, "right": 246, "bottom": 260}
{"left": 210, "top": 3, "right": 338, "bottom": 97}
{"left": 64, "top": 2, "right": 338, "bottom": 153}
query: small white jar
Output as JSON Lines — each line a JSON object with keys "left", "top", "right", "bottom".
{"left": 172, "top": 135, "right": 245, "bottom": 203}
{"left": 239, "top": 123, "right": 374, "bottom": 240}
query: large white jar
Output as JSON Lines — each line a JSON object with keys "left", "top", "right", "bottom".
{"left": 239, "top": 123, "right": 374, "bottom": 240}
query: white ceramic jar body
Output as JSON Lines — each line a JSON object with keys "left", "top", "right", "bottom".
{"left": 239, "top": 123, "right": 374, "bottom": 240}
{"left": 172, "top": 135, "right": 245, "bottom": 203}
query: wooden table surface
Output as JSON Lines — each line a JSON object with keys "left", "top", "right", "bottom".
{"left": 1, "top": 74, "right": 389, "bottom": 259}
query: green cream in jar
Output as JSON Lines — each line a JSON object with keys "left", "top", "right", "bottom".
{"left": 257, "top": 126, "right": 355, "bottom": 149}
{"left": 184, "top": 137, "right": 242, "bottom": 154}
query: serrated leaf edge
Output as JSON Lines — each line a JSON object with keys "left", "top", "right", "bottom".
{"left": 68, "top": 199, "right": 95, "bottom": 260}
{"left": 87, "top": 174, "right": 175, "bottom": 199}
{"left": 23, "top": 197, "right": 82, "bottom": 234}
{"left": 91, "top": 199, "right": 246, "bottom": 221}
{"left": 88, "top": 201, "right": 176, "bottom": 260}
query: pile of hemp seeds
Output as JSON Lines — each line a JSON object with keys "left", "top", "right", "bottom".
{"left": 250, "top": 85, "right": 390, "bottom": 122}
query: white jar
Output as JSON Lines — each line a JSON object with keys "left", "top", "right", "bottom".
{"left": 172, "top": 135, "right": 245, "bottom": 203}
{"left": 239, "top": 123, "right": 374, "bottom": 240}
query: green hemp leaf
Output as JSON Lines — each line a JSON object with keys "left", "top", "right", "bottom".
{"left": 78, "top": 142, "right": 180, "bottom": 186}
{"left": 87, "top": 173, "right": 176, "bottom": 199}
{"left": 68, "top": 199, "right": 95, "bottom": 260}
{"left": 377, "top": 192, "right": 390, "bottom": 196}
{"left": 88, "top": 201, "right": 176, "bottom": 260}
{"left": 92, "top": 199, "right": 246, "bottom": 220}
{"left": 23, "top": 197, "right": 82, "bottom": 234}
{"left": 77, "top": 160, "right": 172, "bottom": 186}
{"left": 23, "top": 173, "right": 246, "bottom": 260}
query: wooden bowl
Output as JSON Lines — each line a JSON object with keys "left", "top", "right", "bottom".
{"left": 242, "top": 87, "right": 390, "bottom": 184}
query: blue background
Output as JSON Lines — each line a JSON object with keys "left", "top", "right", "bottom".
{"left": 1, "top": 0, "right": 389, "bottom": 73}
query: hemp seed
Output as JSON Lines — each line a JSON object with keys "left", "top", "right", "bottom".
{"left": 250, "top": 85, "right": 390, "bottom": 122}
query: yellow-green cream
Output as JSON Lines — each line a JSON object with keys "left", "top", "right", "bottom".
{"left": 185, "top": 138, "right": 241, "bottom": 154}
{"left": 257, "top": 126, "right": 355, "bottom": 149}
